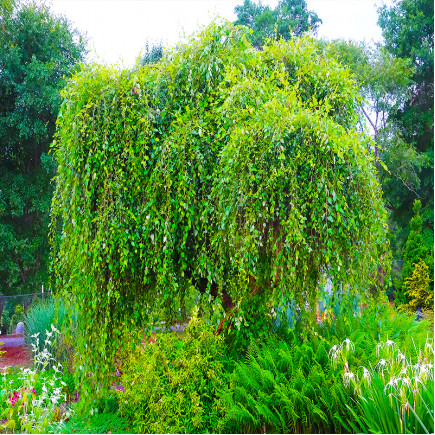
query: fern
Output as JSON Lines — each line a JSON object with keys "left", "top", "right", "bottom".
{"left": 218, "top": 339, "right": 356, "bottom": 433}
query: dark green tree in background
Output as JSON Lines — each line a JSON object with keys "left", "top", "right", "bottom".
{"left": 234, "top": 0, "right": 321, "bottom": 48}
{"left": 377, "top": 0, "right": 434, "bottom": 304}
{"left": 140, "top": 40, "right": 163, "bottom": 65}
{"left": 378, "top": 0, "right": 434, "bottom": 251}
{"left": 0, "top": 0, "right": 86, "bottom": 295}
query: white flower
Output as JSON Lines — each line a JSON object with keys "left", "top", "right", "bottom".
{"left": 375, "top": 358, "right": 389, "bottom": 373}
{"left": 360, "top": 366, "right": 372, "bottom": 383}
{"left": 376, "top": 337, "right": 398, "bottom": 356}
{"left": 396, "top": 352, "right": 407, "bottom": 363}
{"left": 342, "top": 338, "right": 355, "bottom": 353}
{"left": 328, "top": 344, "right": 342, "bottom": 368}
{"left": 401, "top": 377, "right": 411, "bottom": 387}
{"left": 343, "top": 371, "right": 357, "bottom": 387}
{"left": 424, "top": 340, "right": 434, "bottom": 355}
{"left": 384, "top": 376, "right": 399, "bottom": 393}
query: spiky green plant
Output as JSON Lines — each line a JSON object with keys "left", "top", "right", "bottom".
{"left": 24, "top": 298, "right": 68, "bottom": 353}
{"left": 332, "top": 337, "right": 434, "bottom": 434}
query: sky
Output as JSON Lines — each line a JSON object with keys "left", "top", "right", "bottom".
{"left": 48, "top": 0, "right": 393, "bottom": 67}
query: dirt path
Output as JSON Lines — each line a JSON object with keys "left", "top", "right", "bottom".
{"left": 0, "top": 334, "right": 32, "bottom": 369}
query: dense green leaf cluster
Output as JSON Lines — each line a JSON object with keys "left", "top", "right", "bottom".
{"left": 234, "top": 0, "right": 322, "bottom": 49}
{"left": 51, "top": 20, "right": 389, "bottom": 389}
{"left": 119, "top": 314, "right": 226, "bottom": 433}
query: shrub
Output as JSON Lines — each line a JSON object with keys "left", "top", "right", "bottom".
{"left": 400, "top": 200, "right": 432, "bottom": 303}
{"left": 9, "top": 304, "right": 24, "bottom": 333}
{"left": 61, "top": 408, "right": 131, "bottom": 434}
{"left": 0, "top": 307, "right": 10, "bottom": 333}
{"left": 118, "top": 310, "right": 227, "bottom": 434}
{"left": 405, "top": 259, "right": 433, "bottom": 311}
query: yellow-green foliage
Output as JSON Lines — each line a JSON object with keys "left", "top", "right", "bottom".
{"left": 118, "top": 313, "right": 227, "bottom": 434}
{"left": 405, "top": 259, "right": 433, "bottom": 311}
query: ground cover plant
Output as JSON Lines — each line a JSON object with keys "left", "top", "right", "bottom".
{"left": 50, "top": 19, "right": 390, "bottom": 397}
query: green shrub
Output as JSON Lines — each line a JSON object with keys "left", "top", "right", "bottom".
{"left": 60, "top": 409, "right": 131, "bottom": 434}
{"left": 405, "top": 259, "right": 433, "bottom": 311}
{"left": 400, "top": 200, "right": 432, "bottom": 303}
{"left": 1, "top": 307, "right": 10, "bottom": 332}
{"left": 9, "top": 304, "right": 24, "bottom": 333}
{"left": 118, "top": 310, "right": 227, "bottom": 434}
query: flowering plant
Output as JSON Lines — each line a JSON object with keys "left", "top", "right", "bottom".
{"left": 330, "top": 337, "right": 434, "bottom": 434}
{"left": 0, "top": 324, "right": 71, "bottom": 433}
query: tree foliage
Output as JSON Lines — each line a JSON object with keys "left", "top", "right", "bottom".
{"left": 323, "top": 39, "right": 423, "bottom": 265}
{"left": 377, "top": 0, "right": 434, "bottom": 245}
{"left": 405, "top": 259, "right": 433, "bottom": 311}
{"left": 51, "top": 20, "right": 390, "bottom": 392}
{"left": 140, "top": 40, "right": 163, "bottom": 65}
{"left": 0, "top": 0, "right": 86, "bottom": 294}
{"left": 234, "top": 0, "right": 321, "bottom": 48}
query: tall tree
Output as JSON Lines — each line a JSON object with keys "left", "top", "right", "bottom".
{"left": 377, "top": 0, "right": 434, "bottom": 248}
{"left": 0, "top": 0, "right": 86, "bottom": 295}
{"left": 234, "top": 0, "right": 321, "bottom": 48}
{"left": 51, "top": 21, "right": 389, "bottom": 391}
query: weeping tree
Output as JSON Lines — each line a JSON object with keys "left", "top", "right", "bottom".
{"left": 51, "top": 20, "right": 390, "bottom": 392}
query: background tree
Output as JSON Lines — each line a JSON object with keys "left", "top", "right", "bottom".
{"left": 323, "top": 41, "right": 420, "bottom": 286}
{"left": 0, "top": 0, "right": 86, "bottom": 295}
{"left": 377, "top": 0, "right": 434, "bottom": 253}
{"left": 396, "top": 200, "right": 432, "bottom": 308}
{"left": 140, "top": 40, "right": 163, "bottom": 65}
{"left": 234, "top": 0, "right": 321, "bottom": 48}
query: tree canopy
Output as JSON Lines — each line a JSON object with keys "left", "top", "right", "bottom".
{"left": 51, "top": 20, "right": 390, "bottom": 390}
{"left": 0, "top": 0, "right": 86, "bottom": 295}
{"left": 378, "top": 0, "right": 434, "bottom": 245}
{"left": 234, "top": 0, "right": 321, "bottom": 48}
